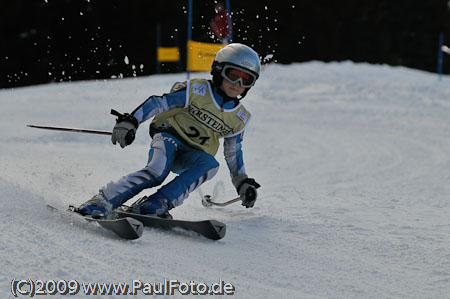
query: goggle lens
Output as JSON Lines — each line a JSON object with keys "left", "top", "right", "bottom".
{"left": 222, "top": 66, "right": 256, "bottom": 87}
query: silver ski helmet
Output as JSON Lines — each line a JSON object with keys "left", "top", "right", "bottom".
{"left": 211, "top": 43, "right": 260, "bottom": 98}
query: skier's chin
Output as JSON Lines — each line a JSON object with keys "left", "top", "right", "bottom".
{"left": 224, "top": 88, "right": 241, "bottom": 98}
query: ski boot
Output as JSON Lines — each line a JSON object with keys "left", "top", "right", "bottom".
{"left": 77, "top": 192, "right": 113, "bottom": 219}
{"left": 129, "top": 191, "right": 173, "bottom": 219}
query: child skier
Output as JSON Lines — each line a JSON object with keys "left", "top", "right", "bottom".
{"left": 78, "top": 43, "right": 261, "bottom": 219}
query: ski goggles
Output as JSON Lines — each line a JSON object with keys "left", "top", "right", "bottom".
{"left": 221, "top": 65, "right": 257, "bottom": 88}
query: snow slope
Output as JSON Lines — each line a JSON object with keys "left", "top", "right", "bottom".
{"left": 1, "top": 62, "right": 450, "bottom": 298}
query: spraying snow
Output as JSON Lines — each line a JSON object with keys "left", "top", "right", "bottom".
{"left": 1, "top": 62, "right": 449, "bottom": 298}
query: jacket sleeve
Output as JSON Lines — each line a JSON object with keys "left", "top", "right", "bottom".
{"left": 131, "top": 86, "right": 187, "bottom": 125}
{"left": 224, "top": 133, "right": 247, "bottom": 178}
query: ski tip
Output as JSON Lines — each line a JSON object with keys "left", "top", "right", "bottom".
{"left": 95, "top": 217, "right": 144, "bottom": 240}
{"left": 209, "top": 220, "right": 226, "bottom": 240}
{"left": 122, "top": 217, "right": 145, "bottom": 239}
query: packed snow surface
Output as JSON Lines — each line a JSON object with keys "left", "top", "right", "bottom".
{"left": 1, "top": 62, "right": 450, "bottom": 298}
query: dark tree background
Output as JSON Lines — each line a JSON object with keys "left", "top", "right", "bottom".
{"left": 1, "top": 0, "right": 449, "bottom": 88}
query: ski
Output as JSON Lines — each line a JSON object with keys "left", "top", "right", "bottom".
{"left": 47, "top": 205, "right": 144, "bottom": 240}
{"left": 115, "top": 209, "right": 226, "bottom": 240}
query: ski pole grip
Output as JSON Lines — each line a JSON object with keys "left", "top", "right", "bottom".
{"left": 110, "top": 109, "right": 124, "bottom": 118}
{"left": 110, "top": 109, "right": 139, "bottom": 128}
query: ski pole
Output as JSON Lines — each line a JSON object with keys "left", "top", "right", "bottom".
{"left": 201, "top": 195, "right": 241, "bottom": 207}
{"left": 26, "top": 109, "right": 128, "bottom": 136}
{"left": 27, "top": 125, "right": 112, "bottom": 136}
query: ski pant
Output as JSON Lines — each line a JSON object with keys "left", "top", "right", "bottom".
{"left": 102, "top": 132, "right": 219, "bottom": 209}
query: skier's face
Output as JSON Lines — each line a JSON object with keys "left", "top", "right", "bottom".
{"left": 221, "top": 78, "right": 245, "bottom": 98}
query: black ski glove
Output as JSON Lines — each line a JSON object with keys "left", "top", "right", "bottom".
{"left": 110, "top": 109, "right": 139, "bottom": 148}
{"left": 232, "top": 174, "right": 261, "bottom": 208}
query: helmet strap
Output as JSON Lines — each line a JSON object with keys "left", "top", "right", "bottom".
{"left": 212, "top": 79, "right": 250, "bottom": 104}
